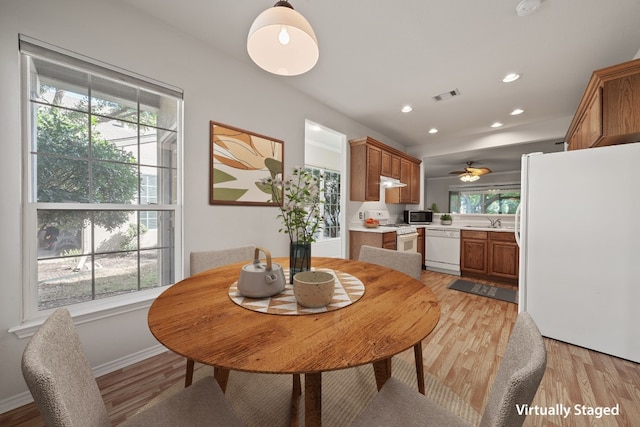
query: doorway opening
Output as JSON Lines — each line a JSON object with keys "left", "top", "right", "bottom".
{"left": 304, "top": 120, "right": 347, "bottom": 258}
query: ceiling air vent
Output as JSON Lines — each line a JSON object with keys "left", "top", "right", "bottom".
{"left": 433, "top": 88, "right": 461, "bottom": 102}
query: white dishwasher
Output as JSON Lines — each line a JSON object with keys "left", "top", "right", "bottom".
{"left": 425, "top": 228, "right": 461, "bottom": 275}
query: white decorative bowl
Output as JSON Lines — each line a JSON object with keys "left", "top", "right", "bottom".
{"left": 293, "top": 271, "right": 335, "bottom": 308}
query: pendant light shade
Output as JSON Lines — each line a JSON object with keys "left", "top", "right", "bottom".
{"left": 247, "top": 1, "right": 319, "bottom": 76}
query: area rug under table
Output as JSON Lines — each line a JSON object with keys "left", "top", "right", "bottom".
{"left": 141, "top": 357, "right": 480, "bottom": 427}
{"left": 448, "top": 279, "right": 518, "bottom": 304}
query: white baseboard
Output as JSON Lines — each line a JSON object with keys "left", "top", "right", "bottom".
{"left": 0, "top": 344, "right": 169, "bottom": 414}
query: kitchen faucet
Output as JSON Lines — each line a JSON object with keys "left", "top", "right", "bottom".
{"left": 487, "top": 217, "right": 501, "bottom": 228}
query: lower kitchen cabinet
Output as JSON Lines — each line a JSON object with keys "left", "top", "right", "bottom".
{"left": 488, "top": 232, "right": 519, "bottom": 281}
{"left": 460, "top": 231, "right": 488, "bottom": 275}
{"left": 349, "top": 231, "right": 396, "bottom": 260}
{"left": 461, "top": 230, "right": 519, "bottom": 284}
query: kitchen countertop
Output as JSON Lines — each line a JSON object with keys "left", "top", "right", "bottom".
{"left": 349, "top": 225, "right": 399, "bottom": 233}
{"left": 349, "top": 224, "right": 516, "bottom": 233}
{"left": 425, "top": 225, "right": 516, "bottom": 233}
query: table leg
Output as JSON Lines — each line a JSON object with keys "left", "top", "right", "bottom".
{"left": 304, "top": 372, "right": 322, "bottom": 427}
{"left": 213, "top": 366, "right": 230, "bottom": 393}
{"left": 414, "top": 343, "right": 425, "bottom": 394}
{"left": 372, "top": 358, "right": 392, "bottom": 391}
{"left": 185, "top": 359, "right": 194, "bottom": 388}
{"left": 290, "top": 374, "right": 301, "bottom": 427}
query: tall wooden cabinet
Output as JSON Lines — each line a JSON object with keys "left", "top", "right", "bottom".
{"left": 349, "top": 137, "right": 421, "bottom": 203}
{"left": 566, "top": 58, "right": 640, "bottom": 150}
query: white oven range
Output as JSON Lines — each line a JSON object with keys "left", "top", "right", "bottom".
{"left": 364, "top": 210, "right": 418, "bottom": 253}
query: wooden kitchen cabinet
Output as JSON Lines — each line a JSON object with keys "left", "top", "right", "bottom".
{"left": 417, "top": 227, "right": 425, "bottom": 268}
{"left": 566, "top": 57, "right": 640, "bottom": 150}
{"left": 381, "top": 151, "right": 401, "bottom": 179}
{"left": 349, "top": 137, "right": 421, "bottom": 203}
{"left": 410, "top": 161, "right": 420, "bottom": 204}
{"left": 460, "top": 230, "right": 519, "bottom": 284}
{"left": 488, "top": 232, "right": 519, "bottom": 282}
{"left": 460, "top": 230, "right": 488, "bottom": 276}
{"left": 349, "top": 230, "right": 396, "bottom": 260}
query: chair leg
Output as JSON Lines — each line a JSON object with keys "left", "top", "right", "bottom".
{"left": 414, "top": 343, "right": 425, "bottom": 394}
{"left": 185, "top": 358, "right": 195, "bottom": 388}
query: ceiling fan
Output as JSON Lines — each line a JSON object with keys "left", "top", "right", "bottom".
{"left": 449, "top": 162, "right": 492, "bottom": 182}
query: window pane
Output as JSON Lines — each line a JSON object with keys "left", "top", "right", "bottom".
{"left": 34, "top": 104, "right": 89, "bottom": 156}
{"left": 38, "top": 255, "right": 93, "bottom": 310}
{"left": 90, "top": 160, "right": 138, "bottom": 204}
{"left": 141, "top": 248, "right": 174, "bottom": 289}
{"left": 94, "top": 252, "right": 140, "bottom": 298}
{"left": 140, "top": 211, "right": 174, "bottom": 247}
{"left": 93, "top": 119, "right": 138, "bottom": 163}
{"left": 37, "top": 210, "right": 90, "bottom": 258}
{"left": 139, "top": 89, "right": 179, "bottom": 130}
{"left": 141, "top": 166, "right": 176, "bottom": 204}
{"left": 30, "top": 57, "right": 89, "bottom": 111}
{"left": 91, "top": 75, "right": 138, "bottom": 122}
{"left": 139, "top": 129, "right": 178, "bottom": 168}
{"left": 36, "top": 156, "right": 90, "bottom": 203}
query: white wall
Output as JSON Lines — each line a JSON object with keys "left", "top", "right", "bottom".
{"left": 0, "top": 0, "right": 405, "bottom": 409}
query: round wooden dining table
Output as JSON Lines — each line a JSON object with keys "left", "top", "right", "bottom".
{"left": 148, "top": 257, "right": 440, "bottom": 427}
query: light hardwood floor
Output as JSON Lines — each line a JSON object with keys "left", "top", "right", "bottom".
{"left": 2, "top": 270, "right": 638, "bottom": 426}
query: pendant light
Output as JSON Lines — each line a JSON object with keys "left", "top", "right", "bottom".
{"left": 247, "top": 1, "right": 319, "bottom": 76}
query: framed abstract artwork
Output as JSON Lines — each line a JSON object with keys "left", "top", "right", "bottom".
{"left": 209, "top": 121, "right": 284, "bottom": 206}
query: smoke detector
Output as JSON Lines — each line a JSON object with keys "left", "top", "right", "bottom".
{"left": 516, "top": 0, "right": 541, "bottom": 16}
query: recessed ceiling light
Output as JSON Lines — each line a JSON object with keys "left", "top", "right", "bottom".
{"left": 401, "top": 105, "right": 413, "bottom": 113}
{"left": 502, "top": 73, "right": 520, "bottom": 83}
{"left": 490, "top": 122, "right": 503, "bottom": 128}
{"left": 428, "top": 128, "right": 438, "bottom": 134}
{"left": 510, "top": 108, "right": 524, "bottom": 115}
{"left": 516, "top": 0, "right": 541, "bottom": 16}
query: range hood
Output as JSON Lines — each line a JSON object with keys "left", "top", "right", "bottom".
{"left": 380, "top": 176, "right": 407, "bottom": 188}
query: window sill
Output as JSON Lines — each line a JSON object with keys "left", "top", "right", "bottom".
{"left": 9, "top": 286, "right": 169, "bottom": 339}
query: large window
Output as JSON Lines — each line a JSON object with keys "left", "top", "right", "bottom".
{"left": 21, "top": 38, "right": 182, "bottom": 314}
{"left": 449, "top": 184, "right": 520, "bottom": 214}
{"left": 305, "top": 166, "right": 341, "bottom": 240}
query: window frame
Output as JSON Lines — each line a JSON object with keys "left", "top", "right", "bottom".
{"left": 448, "top": 183, "right": 521, "bottom": 214}
{"left": 17, "top": 36, "right": 184, "bottom": 327}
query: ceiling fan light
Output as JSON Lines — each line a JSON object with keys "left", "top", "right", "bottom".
{"left": 460, "top": 173, "right": 480, "bottom": 183}
{"left": 247, "top": 1, "right": 319, "bottom": 76}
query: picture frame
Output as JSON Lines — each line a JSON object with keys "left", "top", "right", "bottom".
{"left": 210, "top": 121, "right": 284, "bottom": 206}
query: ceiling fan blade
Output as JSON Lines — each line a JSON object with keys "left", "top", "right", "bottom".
{"left": 467, "top": 167, "right": 492, "bottom": 176}
{"left": 449, "top": 170, "right": 467, "bottom": 175}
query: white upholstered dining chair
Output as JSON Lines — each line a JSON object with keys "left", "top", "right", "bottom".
{"left": 185, "top": 245, "right": 256, "bottom": 386}
{"left": 22, "top": 308, "right": 246, "bottom": 427}
{"left": 350, "top": 312, "right": 547, "bottom": 427}
{"left": 357, "top": 245, "right": 426, "bottom": 393}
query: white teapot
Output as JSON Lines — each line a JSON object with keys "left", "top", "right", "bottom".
{"left": 237, "top": 247, "right": 286, "bottom": 298}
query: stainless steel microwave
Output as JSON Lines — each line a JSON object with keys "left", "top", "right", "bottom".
{"left": 403, "top": 210, "right": 433, "bottom": 224}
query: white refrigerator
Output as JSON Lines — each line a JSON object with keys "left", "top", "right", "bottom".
{"left": 517, "top": 142, "right": 640, "bottom": 363}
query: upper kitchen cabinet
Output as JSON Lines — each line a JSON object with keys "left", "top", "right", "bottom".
{"left": 566, "top": 57, "right": 640, "bottom": 150}
{"left": 349, "top": 137, "right": 421, "bottom": 203}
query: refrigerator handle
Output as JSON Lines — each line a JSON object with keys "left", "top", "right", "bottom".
{"left": 514, "top": 203, "right": 521, "bottom": 247}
